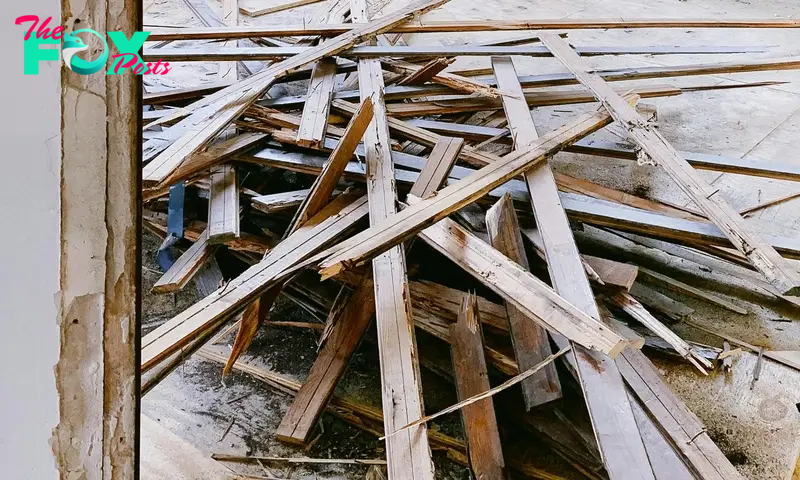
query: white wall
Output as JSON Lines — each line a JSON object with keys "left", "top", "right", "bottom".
{"left": 0, "top": 1, "right": 62, "bottom": 479}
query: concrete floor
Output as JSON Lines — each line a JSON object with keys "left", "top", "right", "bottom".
{"left": 143, "top": 0, "right": 800, "bottom": 478}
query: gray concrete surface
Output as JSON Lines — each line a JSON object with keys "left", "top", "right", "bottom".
{"left": 143, "top": 0, "right": 800, "bottom": 478}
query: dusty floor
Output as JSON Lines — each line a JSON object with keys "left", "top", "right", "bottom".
{"left": 142, "top": 0, "right": 800, "bottom": 478}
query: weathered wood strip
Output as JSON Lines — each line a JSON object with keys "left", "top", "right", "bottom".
{"left": 152, "top": 230, "right": 217, "bottom": 294}
{"left": 207, "top": 165, "right": 240, "bottom": 244}
{"left": 449, "top": 294, "right": 506, "bottom": 479}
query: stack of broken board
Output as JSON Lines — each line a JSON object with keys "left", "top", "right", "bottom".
{"left": 140, "top": 0, "right": 800, "bottom": 478}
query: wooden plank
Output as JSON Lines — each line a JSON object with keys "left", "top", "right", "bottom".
{"left": 149, "top": 19, "right": 800, "bottom": 40}
{"left": 418, "top": 218, "right": 630, "bottom": 356}
{"left": 241, "top": 0, "right": 325, "bottom": 17}
{"left": 152, "top": 230, "right": 217, "bottom": 294}
{"left": 145, "top": 44, "right": 769, "bottom": 62}
{"left": 289, "top": 98, "right": 374, "bottom": 232}
{"left": 608, "top": 292, "right": 712, "bottom": 373}
{"left": 386, "top": 58, "right": 501, "bottom": 97}
{"left": 491, "top": 54, "right": 656, "bottom": 479}
{"left": 141, "top": 0, "right": 451, "bottom": 186}
{"left": 383, "top": 84, "right": 683, "bottom": 117}
{"left": 637, "top": 267, "right": 748, "bottom": 314}
{"left": 296, "top": 2, "right": 349, "bottom": 148}
{"left": 408, "top": 137, "right": 464, "bottom": 199}
{"left": 617, "top": 349, "right": 745, "bottom": 480}
{"left": 351, "top": 0, "right": 433, "bottom": 476}
{"left": 397, "top": 57, "right": 454, "bottom": 85}
{"left": 540, "top": 32, "right": 800, "bottom": 296}
{"left": 141, "top": 192, "right": 369, "bottom": 374}
{"left": 275, "top": 276, "right": 375, "bottom": 444}
{"left": 183, "top": 0, "right": 254, "bottom": 76}
{"left": 252, "top": 189, "right": 313, "bottom": 214}
{"left": 143, "top": 81, "right": 233, "bottom": 105}
{"left": 449, "top": 294, "right": 506, "bottom": 479}
{"left": 485, "top": 194, "right": 562, "bottom": 409}
{"left": 584, "top": 255, "right": 638, "bottom": 290}
{"left": 314, "top": 99, "right": 624, "bottom": 278}
{"left": 207, "top": 165, "right": 240, "bottom": 244}
{"left": 296, "top": 58, "right": 338, "bottom": 148}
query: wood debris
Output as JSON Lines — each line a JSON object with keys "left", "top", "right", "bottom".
{"left": 140, "top": 5, "right": 800, "bottom": 479}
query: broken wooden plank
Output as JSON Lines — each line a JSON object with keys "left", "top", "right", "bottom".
{"left": 608, "top": 292, "right": 712, "bottom": 374}
{"left": 315, "top": 98, "right": 626, "bottom": 278}
{"left": 149, "top": 19, "right": 800, "bottom": 40}
{"left": 385, "top": 58, "right": 502, "bottom": 97}
{"left": 296, "top": 1, "right": 349, "bottom": 149}
{"left": 397, "top": 57, "right": 454, "bottom": 85}
{"left": 152, "top": 230, "right": 217, "bottom": 294}
{"left": 240, "top": 0, "right": 325, "bottom": 17}
{"left": 491, "top": 54, "right": 656, "bottom": 479}
{"left": 485, "top": 194, "right": 562, "bottom": 409}
{"left": 289, "top": 97, "right": 374, "bottom": 233}
{"left": 142, "top": 0, "right": 451, "bottom": 185}
{"left": 207, "top": 165, "right": 241, "bottom": 244}
{"left": 539, "top": 33, "right": 800, "bottom": 296}
{"left": 449, "top": 294, "right": 506, "bottom": 479}
{"left": 252, "top": 189, "right": 313, "bottom": 214}
{"left": 141, "top": 192, "right": 369, "bottom": 374}
{"left": 296, "top": 58, "right": 339, "bottom": 148}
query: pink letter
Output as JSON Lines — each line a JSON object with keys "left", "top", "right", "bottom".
{"left": 51, "top": 26, "right": 64, "bottom": 40}
{"left": 160, "top": 61, "right": 171, "bottom": 75}
{"left": 15, "top": 15, "right": 39, "bottom": 41}
{"left": 110, "top": 53, "right": 138, "bottom": 74}
{"left": 36, "top": 16, "right": 54, "bottom": 39}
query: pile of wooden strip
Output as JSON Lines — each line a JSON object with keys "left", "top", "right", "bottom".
{"left": 141, "top": 1, "right": 800, "bottom": 478}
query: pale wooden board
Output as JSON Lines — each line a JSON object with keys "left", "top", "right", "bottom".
{"left": 207, "top": 165, "right": 240, "bottom": 244}
{"left": 152, "top": 230, "right": 217, "bottom": 294}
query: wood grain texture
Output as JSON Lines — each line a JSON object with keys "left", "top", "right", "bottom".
{"left": 637, "top": 267, "right": 747, "bottom": 314}
{"left": 491, "top": 55, "right": 656, "bottom": 479}
{"left": 540, "top": 33, "right": 800, "bottom": 296}
{"left": 296, "top": 58, "right": 339, "bottom": 148}
{"left": 207, "top": 165, "right": 240, "bottom": 244}
{"left": 449, "top": 294, "right": 506, "bottom": 479}
{"left": 251, "top": 189, "right": 312, "bottom": 214}
{"left": 485, "top": 194, "right": 562, "bottom": 409}
{"left": 141, "top": 192, "right": 369, "bottom": 374}
{"left": 352, "top": 0, "right": 433, "bottom": 476}
{"left": 408, "top": 137, "right": 464, "bottom": 199}
{"left": 145, "top": 44, "right": 770, "bottom": 62}
{"left": 152, "top": 230, "right": 217, "bottom": 293}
